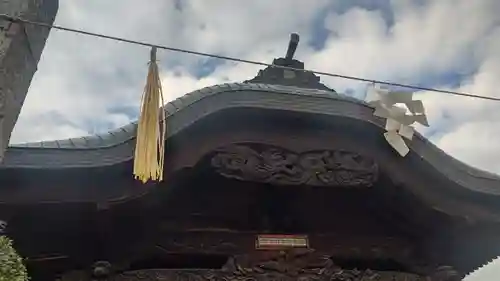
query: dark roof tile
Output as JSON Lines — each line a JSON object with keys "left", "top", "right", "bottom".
{"left": 2, "top": 82, "right": 499, "bottom": 196}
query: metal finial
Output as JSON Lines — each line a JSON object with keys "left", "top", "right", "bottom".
{"left": 150, "top": 47, "right": 157, "bottom": 61}
{"left": 285, "top": 33, "right": 300, "bottom": 61}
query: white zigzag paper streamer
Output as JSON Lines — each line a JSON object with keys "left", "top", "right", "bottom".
{"left": 365, "top": 85, "right": 429, "bottom": 157}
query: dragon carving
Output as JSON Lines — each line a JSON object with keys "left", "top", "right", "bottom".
{"left": 211, "top": 145, "right": 378, "bottom": 187}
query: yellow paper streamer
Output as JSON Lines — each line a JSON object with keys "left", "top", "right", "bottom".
{"left": 133, "top": 47, "right": 166, "bottom": 183}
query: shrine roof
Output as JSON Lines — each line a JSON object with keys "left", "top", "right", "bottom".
{"left": 2, "top": 81, "right": 499, "bottom": 196}
{"left": 2, "top": 32, "right": 499, "bottom": 198}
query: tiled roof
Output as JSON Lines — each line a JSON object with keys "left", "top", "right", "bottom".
{"left": 2, "top": 82, "right": 499, "bottom": 195}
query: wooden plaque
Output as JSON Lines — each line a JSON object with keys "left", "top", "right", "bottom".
{"left": 255, "top": 234, "right": 309, "bottom": 250}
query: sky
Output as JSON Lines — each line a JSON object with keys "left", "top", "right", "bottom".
{"left": 7, "top": 0, "right": 500, "bottom": 279}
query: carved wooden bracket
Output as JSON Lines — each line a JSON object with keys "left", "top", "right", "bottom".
{"left": 211, "top": 144, "right": 378, "bottom": 187}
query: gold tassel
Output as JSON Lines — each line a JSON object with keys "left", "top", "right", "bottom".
{"left": 133, "top": 47, "right": 166, "bottom": 183}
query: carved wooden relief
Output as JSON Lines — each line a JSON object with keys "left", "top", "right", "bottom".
{"left": 211, "top": 144, "right": 378, "bottom": 187}
{"left": 59, "top": 250, "right": 460, "bottom": 280}
{"left": 111, "top": 269, "right": 426, "bottom": 280}
{"left": 58, "top": 258, "right": 462, "bottom": 281}
{"left": 109, "top": 250, "right": 425, "bottom": 280}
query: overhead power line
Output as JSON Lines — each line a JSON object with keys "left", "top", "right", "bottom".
{"left": 1, "top": 13, "right": 500, "bottom": 102}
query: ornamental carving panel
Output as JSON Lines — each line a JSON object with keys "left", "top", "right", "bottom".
{"left": 60, "top": 250, "right": 458, "bottom": 280}
{"left": 110, "top": 250, "right": 425, "bottom": 280}
{"left": 112, "top": 269, "right": 425, "bottom": 281}
{"left": 210, "top": 145, "right": 378, "bottom": 187}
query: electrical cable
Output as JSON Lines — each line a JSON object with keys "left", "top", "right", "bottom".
{"left": 1, "top": 13, "right": 499, "bottom": 102}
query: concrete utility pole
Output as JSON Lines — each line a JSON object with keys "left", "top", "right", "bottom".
{"left": 0, "top": 0, "right": 59, "bottom": 162}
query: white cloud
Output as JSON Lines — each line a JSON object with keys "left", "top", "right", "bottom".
{"left": 7, "top": 1, "right": 500, "bottom": 278}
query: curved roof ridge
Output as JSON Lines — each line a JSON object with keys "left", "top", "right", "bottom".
{"left": 9, "top": 82, "right": 345, "bottom": 150}
{"left": 2, "top": 82, "right": 499, "bottom": 192}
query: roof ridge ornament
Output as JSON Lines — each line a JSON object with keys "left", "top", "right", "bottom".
{"left": 285, "top": 33, "right": 300, "bottom": 62}
{"left": 245, "top": 33, "right": 335, "bottom": 92}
